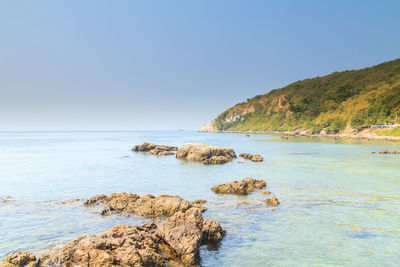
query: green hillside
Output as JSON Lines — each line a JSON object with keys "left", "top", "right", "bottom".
{"left": 202, "top": 59, "right": 400, "bottom": 134}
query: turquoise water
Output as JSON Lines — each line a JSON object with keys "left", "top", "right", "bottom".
{"left": 0, "top": 131, "right": 399, "bottom": 266}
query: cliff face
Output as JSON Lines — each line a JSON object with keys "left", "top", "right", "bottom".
{"left": 200, "top": 59, "right": 400, "bottom": 134}
{"left": 199, "top": 120, "right": 217, "bottom": 132}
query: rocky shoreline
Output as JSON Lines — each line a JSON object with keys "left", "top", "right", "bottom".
{"left": 2, "top": 207, "right": 225, "bottom": 267}
{"left": 2, "top": 143, "right": 276, "bottom": 267}
{"left": 198, "top": 129, "right": 400, "bottom": 141}
{"left": 2, "top": 175, "right": 279, "bottom": 267}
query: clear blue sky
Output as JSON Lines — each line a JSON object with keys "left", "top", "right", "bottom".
{"left": 1, "top": 0, "right": 399, "bottom": 130}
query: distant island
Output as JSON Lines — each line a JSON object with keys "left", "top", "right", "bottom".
{"left": 200, "top": 58, "right": 400, "bottom": 138}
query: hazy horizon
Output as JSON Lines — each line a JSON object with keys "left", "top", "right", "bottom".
{"left": 1, "top": 0, "right": 399, "bottom": 130}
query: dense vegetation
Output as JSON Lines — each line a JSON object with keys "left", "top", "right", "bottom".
{"left": 211, "top": 58, "right": 400, "bottom": 134}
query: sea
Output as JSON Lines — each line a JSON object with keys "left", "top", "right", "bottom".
{"left": 0, "top": 131, "right": 399, "bottom": 266}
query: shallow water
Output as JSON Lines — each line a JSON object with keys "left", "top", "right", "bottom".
{"left": 0, "top": 131, "right": 399, "bottom": 266}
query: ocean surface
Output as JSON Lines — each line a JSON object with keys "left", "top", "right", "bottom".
{"left": 0, "top": 131, "right": 399, "bottom": 266}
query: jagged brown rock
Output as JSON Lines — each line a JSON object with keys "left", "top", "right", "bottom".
{"left": 211, "top": 178, "right": 266, "bottom": 195}
{"left": 0, "top": 251, "right": 37, "bottom": 267}
{"left": 39, "top": 224, "right": 168, "bottom": 267}
{"left": 176, "top": 143, "right": 236, "bottom": 165}
{"left": 263, "top": 197, "right": 280, "bottom": 206}
{"left": 132, "top": 143, "right": 178, "bottom": 156}
{"left": 6, "top": 208, "right": 225, "bottom": 267}
{"left": 84, "top": 193, "right": 205, "bottom": 217}
{"left": 156, "top": 207, "right": 225, "bottom": 265}
{"left": 239, "top": 153, "right": 263, "bottom": 162}
{"left": 202, "top": 219, "right": 226, "bottom": 243}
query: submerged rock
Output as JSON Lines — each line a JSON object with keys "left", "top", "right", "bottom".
{"left": 54, "top": 198, "right": 82, "bottom": 205}
{"left": 176, "top": 143, "right": 236, "bottom": 164}
{"left": 132, "top": 143, "right": 178, "bottom": 156}
{"left": 8, "top": 208, "right": 225, "bottom": 267}
{"left": 190, "top": 199, "right": 208, "bottom": 212}
{"left": 211, "top": 178, "right": 266, "bottom": 195}
{"left": 239, "top": 153, "right": 263, "bottom": 162}
{"left": 84, "top": 193, "right": 205, "bottom": 217}
{"left": 0, "top": 251, "right": 37, "bottom": 267}
{"left": 259, "top": 190, "right": 271, "bottom": 195}
{"left": 263, "top": 197, "right": 280, "bottom": 206}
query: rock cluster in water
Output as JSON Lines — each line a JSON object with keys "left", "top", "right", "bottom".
{"left": 176, "top": 143, "right": 236, "bottom": 164}
{"left": 263, "top": 197, "right": 280, "bottom": 206}
{"left": 210, "top": 178, "right": 280, "bottom": 207}
{"left": 211, "top": 177, "right": 266, "bottom": 195}
{"left": 0, "top": 196, "right": 12, "bottom": 201}
{"left": 1, "top": 141, "right": 284, "bottom": 266}
{"left": 132, "top": 142, "right": 178, "bottom": 156}
{"left": 239, "top": 153, "right": 263, "bottom": 162}
{"left": 84, "top": 193, "right": 207, "bottom": 216}
{"left": 2, "top": 207, "right": 225, "bottom": 267}
{"left": 132, "top": 142, "right": 238, "bottom": 165}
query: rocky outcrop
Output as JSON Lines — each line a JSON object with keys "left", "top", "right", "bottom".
{"left": 263, "top": 197, "right": 280, "bottom": 206}
{"left": 40, "top": 224, "right": 166, "bottom": 267}
{"left": 201, "top": 219, "right": 226, "bottom": 243}
{"left": 198, "top": 120, "right": 217, "bottom": 132}
{"left": 0, "top": 252, "right": 37, "bottom": 267}
{"left": 176, "top": 143, "right": 236, "bottom": 164}
{"left": 84, "top": 193, "right": 206, "bottom": 217}
{"left": 132, "top": 143, "right": 178, "bottom": 156}
{"left": 7, "top": 208, "right": 225, "bottom": 267}
{"left": 211, "top": 178, "right": 266, "bottom": 195}
{"left": 156, "top": 207, "right": 225, "bottom": 265}
{"left": 239, "top": 153, "right": 263, "bottom": 162}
